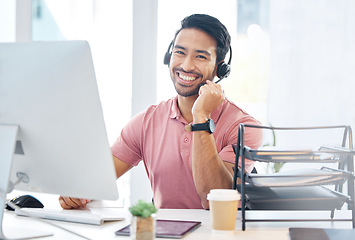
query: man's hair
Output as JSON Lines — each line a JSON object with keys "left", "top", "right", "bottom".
{"left": 174, "top": 14, "right": 231, "bottom": 64}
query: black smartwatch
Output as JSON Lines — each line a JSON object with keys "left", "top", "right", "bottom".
{"left": 185, "top": 119, "right": 215, "bottom": 134}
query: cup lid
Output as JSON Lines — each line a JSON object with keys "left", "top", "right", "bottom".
{"left": 207, "top": 189, "right": 241, "bottom": 201}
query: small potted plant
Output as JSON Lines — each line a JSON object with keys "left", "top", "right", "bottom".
{"left": 129, "top": 200, "right": 158, "bottom": 240}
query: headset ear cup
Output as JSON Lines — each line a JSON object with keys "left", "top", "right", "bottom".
{"left": 164, "top": 40, "right": 174, "bottom": 65}
{"left": 216, "top": 62, "right": 231, "bottom": 79}
{"left": 164, "top": 52, "right": 171, "bottom": 65}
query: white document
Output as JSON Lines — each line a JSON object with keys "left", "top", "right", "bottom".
{"left": 249, "top": 168, "right": 347, "bottom": 187}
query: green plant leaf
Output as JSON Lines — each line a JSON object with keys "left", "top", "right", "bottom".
{"left": 129, "top": 200, "right": 158, "bottom": 217}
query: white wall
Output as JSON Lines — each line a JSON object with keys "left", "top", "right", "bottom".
{"left": 15, "top": 0, "right": 32, "bottom": 41}
{"left": 0, "top": 0, "right": 32, "bottom": 42}
{"left": 129, "top": 0, "right": 158, "bottom": 205}
{"left": 267, "top": 0, "right": 355, "bottom": 148}
{"left": 0, "top": 0, "right": 15, "bottom": 42}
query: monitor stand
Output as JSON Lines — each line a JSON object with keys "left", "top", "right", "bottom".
{"left": 0, "top": 125, "right": 52, "bottom": 240}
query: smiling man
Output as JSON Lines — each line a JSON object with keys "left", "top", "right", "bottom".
{"left": 170, "top": 28, "right": 217, "bottom": 97}
{"left": 59, "top": 14, "right": 263, "bottom": 210}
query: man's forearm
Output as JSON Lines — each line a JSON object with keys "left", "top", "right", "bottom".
{"left": 192, "top": 131, "right": 233, "bottom": 209}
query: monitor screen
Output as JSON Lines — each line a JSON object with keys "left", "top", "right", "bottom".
{"left": 0, "top": 41, "right": 119, "bottom": 201}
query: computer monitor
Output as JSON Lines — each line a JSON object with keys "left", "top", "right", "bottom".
{"left": 0, "top": 41, "right": 119, "bottom": 238}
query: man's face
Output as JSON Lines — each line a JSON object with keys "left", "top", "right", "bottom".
{"left": 169, "top": 28, "right": 218, "bottom": 97}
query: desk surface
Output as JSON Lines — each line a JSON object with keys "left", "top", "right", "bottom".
{"left": 3, "top": 192, "right": 354, "bottom": 240}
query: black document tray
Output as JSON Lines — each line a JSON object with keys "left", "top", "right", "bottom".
{"left": 238, "top": 185, "right": 349, "bottom": 210}
{"left": 233, "top": 124, "right": 355, "bottom": 230}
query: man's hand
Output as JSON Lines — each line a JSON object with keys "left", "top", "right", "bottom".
{"left": 192, "top": 80, "right": 225, "bottom": 122}
{"left": 59, "top": 196, "right": 91, "bottom": 209}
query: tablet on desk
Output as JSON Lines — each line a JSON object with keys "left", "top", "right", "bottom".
{"left": 115, "top": 219, "right": 201, "bottom": 239}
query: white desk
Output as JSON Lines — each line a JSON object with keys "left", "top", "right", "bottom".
{"left": 3, "top": 192, "right": 354, "bottom": 240}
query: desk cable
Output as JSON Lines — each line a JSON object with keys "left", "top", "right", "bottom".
{"left": 4, "top": 200, "right": 92, "bottom": 240}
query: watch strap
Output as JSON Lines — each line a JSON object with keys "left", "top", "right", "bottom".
{"left": 185, "top": 119, "right": 215, "bottom": 134}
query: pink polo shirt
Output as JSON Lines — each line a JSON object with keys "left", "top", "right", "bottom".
{"left": 111, "top": 96, "right": 262, "bottom": 209}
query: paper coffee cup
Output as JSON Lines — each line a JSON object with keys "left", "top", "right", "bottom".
{"left": 207, "top": 189, "right": 240, "bottom": 233}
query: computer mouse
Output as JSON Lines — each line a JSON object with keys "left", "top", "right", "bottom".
{"left": 5, "top": 195, "right": 44, "bottom": 211}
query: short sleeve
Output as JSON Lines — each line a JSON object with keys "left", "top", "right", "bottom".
{"left": 111, "top": 112, "right": 145, "bottom": 166}
{"left": 218, "top": 117, "right": 263, "bottom": 173}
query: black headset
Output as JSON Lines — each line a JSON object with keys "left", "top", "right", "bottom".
{"left": 163, "top": 40, "right": 232, "bottom": 83}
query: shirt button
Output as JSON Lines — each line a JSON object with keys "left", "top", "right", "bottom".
{"left": 184, "top": 138, "right": 189, "bottom": 143}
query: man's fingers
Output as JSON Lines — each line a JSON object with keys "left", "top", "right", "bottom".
{"left": 59, "top": 196, "right": 73, "bottom": 209}
{"left": 59, "top": 196, "right": 87, "bottom": 209}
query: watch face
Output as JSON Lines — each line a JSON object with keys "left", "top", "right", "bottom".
{"left": 208, "top": 119, "right": 215, "bottom": 133}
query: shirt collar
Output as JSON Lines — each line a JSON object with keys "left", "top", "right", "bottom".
{"left": 169, "top": 95, "right": 225, "bottom": 123}
{"left": 169, "top": 95, "right": 180, "bottom": 119}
